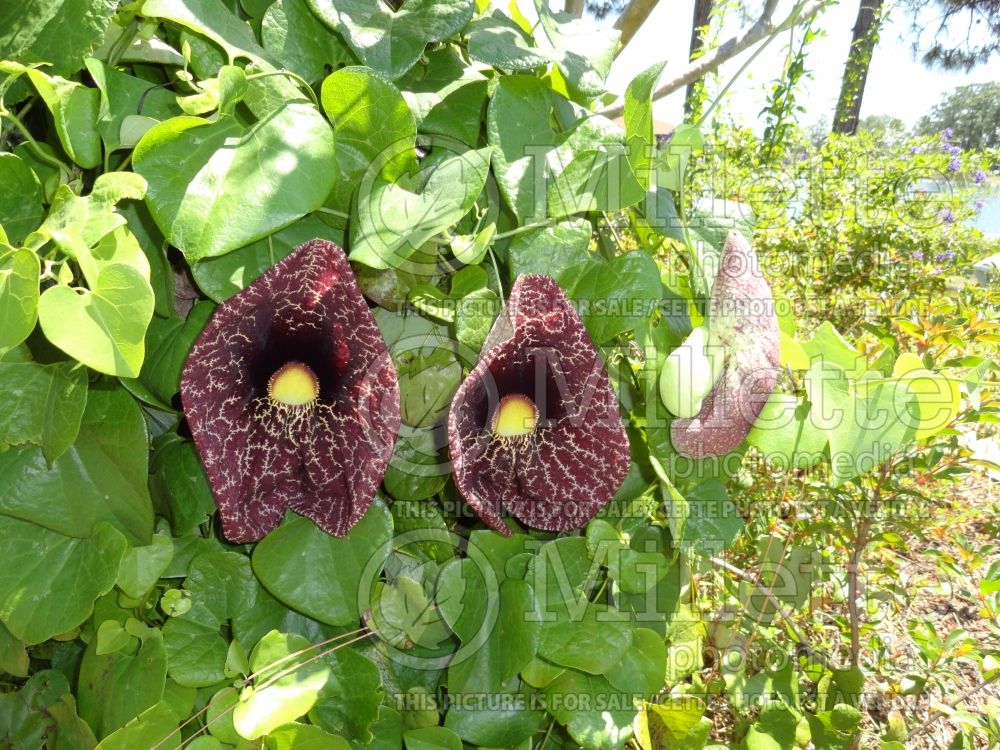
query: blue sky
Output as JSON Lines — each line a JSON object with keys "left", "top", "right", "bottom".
{"left": 602, "top": 0, "right": 1000, "bottom": 130}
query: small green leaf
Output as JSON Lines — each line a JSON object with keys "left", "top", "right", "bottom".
{"left": 24, "top": 68, "right": 102, "bottom": 169}
{"left": 308, "top": 0, "right": 474, "bottom": 79}
{"left": 233, "top": 631, "right": 331, "bottom": 739}
{"left": 116, "top": 534, "right": 174, "bottom": 599}
{"left": 623, "top": 61, "right": 667, "bottom": 189}
{"left": 38, "top": 262, "right": 154, "bottom": 377}
{"left": 78, "top": 621, "right": 167, "bottom": 739}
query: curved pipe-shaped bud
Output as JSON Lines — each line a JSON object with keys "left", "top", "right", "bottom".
{"left": 659, "top": 324, "right": 727, "bottom": 419}
{"left": 670, "top": 231, "right": 780, "bottom": 458}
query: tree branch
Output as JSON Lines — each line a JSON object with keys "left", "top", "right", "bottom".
{"left": 601, "top": 0, "right": 828, "bottom": 119}
{"left": 614, "top": 0, "right": 661, "bottom": 51}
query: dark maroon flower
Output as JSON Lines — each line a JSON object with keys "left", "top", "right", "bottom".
{"left": 447, "top": 275, "right": 630, "bottom": 535}
{"left": 181, "top": 240, "right": 400, "bottom": 543}
{"left": 669, "top": 231, "right": 780, "bottom": 459}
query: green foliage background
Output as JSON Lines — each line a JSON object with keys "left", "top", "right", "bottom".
{"left": 0, "top": 1, "right": 998, "bottom": 749}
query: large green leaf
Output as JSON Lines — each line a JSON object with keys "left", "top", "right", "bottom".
{"left": 437, "top": 565, "right": 540, "bottom": 693}
{"left": 804, "top": 362, "right": 917, "bottom": 483}
{"left": 38, "top": 257, "right": 154, "bottom": 378}
{"left": 93, "top": 700, "right": 179, "bottom": 750}
{"left": 0, "top": 385, "right": 153, "bottom": 543}
{"left": 261, "top": 0, "right": 357, "bottom": 84}
{"left": 0, "top": 154, "right": 44, "bottom": 244}
{"left": 320, "top": 66, "right": 417, "bottom": 212}
{"left": 0, "top": 670, "right": 98, "bottom": 749}
{"left": 149, "top": 436, "right": 217, "bottom": 536}
{"left": 536, "top": 604, "right": 631, "bottom": 675}
{"left": 0, "top": 518, "right": 126, "bottom": 644}
{"left": 252, "top": 500, "right": 393, "bottom": 626}
{"left": 307, "top": 0, "right": 473, "bottom": 79}
{"left": 546, "top": 143, "right": 644, "bottom": 218}
{"left": 623, "top": 61, "right": 667, "bottom": 189}
{"left": 486, "top": 76, "right": 558, "bottom": 222}
{"left": 566, "top": 251, "right": 662, "bottom": 343}
{"left": 350, "top": 147, "right": 492, "bottom": 269}
{"left": 0, "top": 359, "right": 87, "bottom": 463}
{"left": 397, "top": 48, "right": 488, "bottom": 145}
{"left": 0, "top": 248, "right": 40, "bottom": 355}
{"left": 681, "top": 480, "right": 743, "bottom": 553}
{"left": 544, "top": 669, "right": 637, "bottom": 750}
{"left": 122, "top": 301, "right": 213, "bottom": 405}
{"left": 307, "top": 644, "right": 383, "bottom": 742}
{"left": 266, "top": 723, "right": 352, "bottom": 750}
{"left": 133, "top": 102, "right": 336, "bottom": 261}
{"left": 0, "top": 0, "right": 116, "bottom": 78}
{"left": 506, "top": 219, "right": 591, "bottom": 285}
{"left": 603, "top": 628, "right": 666, "bottom": 695}
{"left": 25, "top": 68, "right": 102, "bottom": 169}
{"left": 747, "top": 392, "right": 829, "bottom": 469}
{"left": 192, "top": 215, "right": 340, "bottom": 302}
{"left": 403, "top": 726, "right": 463, "bottom": 750}
{"left": 78, "top": 621, "right": 167, "bottom": 739}
{"left": 466, "top": 13, "right": 550, "bottom": 71}
{"left": 533, "top": 0, "right": 619, "bottom": 100}
{"left": 162, "top": 550, "right": 257, "bottom": 687}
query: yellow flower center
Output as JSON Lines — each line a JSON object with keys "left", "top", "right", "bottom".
{"left": 268, "top": 361, "right": 319, "bottom": 406}
{"left": 491, "top": 394, "right": 538, "bottom": 438}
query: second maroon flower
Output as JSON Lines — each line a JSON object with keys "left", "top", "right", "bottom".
{"left": 447, "top": 275, "right": 630, "bottom": 535}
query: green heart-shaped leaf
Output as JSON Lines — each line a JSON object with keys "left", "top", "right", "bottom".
{"left": 133, "top": 102, "right": 336, "bottom": 261}
{"left": 38, "top": 263, "right": 154, "bottom": 377}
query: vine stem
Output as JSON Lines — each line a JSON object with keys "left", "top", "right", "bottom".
{"left": 493, "top": 219, "right": 556, "bottom": 241}
{"left": 0, "top": 107, "right": 71, "bottom": 173}
{"left": 848, "top": 459, "right": 891, "bottom": 668}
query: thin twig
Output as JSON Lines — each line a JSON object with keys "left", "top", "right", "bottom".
{"left": 709, "top": 555, "right": 831, "bottom": 669}
{"left": 909, "top": 673, "right": 1000, "bottom": 739}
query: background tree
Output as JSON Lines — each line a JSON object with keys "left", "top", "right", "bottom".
{"left": 684, "top": 0, "right": 715, "bottom": 115}
{"left": 916, "top": 81, "right": 1000, "bottom": 148}
{"left": 858, "top": 113, "right": 909, "bottom": 145}
{"left": 832, "top": 0, "right": 888, "bottom": 134}
{"left": 905, "top": 0, "right": 1000, "bottom": 69}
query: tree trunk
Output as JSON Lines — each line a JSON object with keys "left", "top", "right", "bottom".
{"left": 565, "top": 0, "right": 585, "bottom": 17}
{"left": 832, "top": 0, "right": 886, "bottom": 135}
{"left": 684, "top": 0, "right": 715, "bottom": 114}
